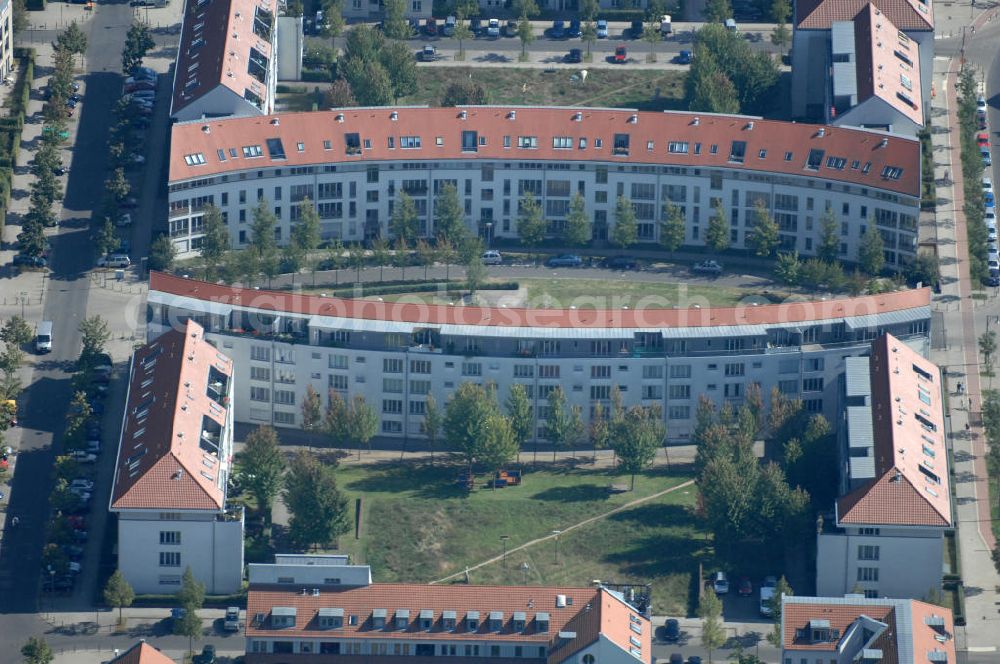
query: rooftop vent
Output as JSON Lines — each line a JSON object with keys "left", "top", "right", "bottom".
{"left": 172, "top": 470, "right": 184, "bottom": 480}
{"left": 628, "top": 114, "right": 637, "bottom": 124}
{"left": 692, "top": 117, "right": 700, "bottom": 126}
{"left": 390, "top": 111, "right": 398, "bottom": 121}
{"left": 879, "top": 138, "right": 889, "bottom": 148}
{"left": 817, "top": 128, "right": 826, "bottom": 137}
{"left": 312, "top": 588, "right": 320, "bottom": 596}
{"left": 270, "top": 117, "right": 280, "bottom": 126}
{"left": 556, "top": 595, "right": 567, "bottom": 608}
{"left": 459, "top": 110, "right": 467, "bottom": 120}
{"left": 201, "top": 125, "right": 210, "bottom": 134}
{"left": 746, "top": 121, "right": 754, "bottom": 130}
{"left": 336, "top": 113, "right": 344, "bottom": 123}
{"left": 508, "top": 110, "right": 516, "bottom": 120}
{"left": 573, "top": 112, "right": 582, "bottom": 121}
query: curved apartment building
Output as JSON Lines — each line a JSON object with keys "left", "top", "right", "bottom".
{"left": 167, "top": 107, "right": 920, "bottom": 265}
{"left": 148, "top": 272, "right": 931, "bottom": 442}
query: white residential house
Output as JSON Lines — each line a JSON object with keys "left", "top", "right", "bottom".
{"left": 109, "top": 320, "right": 244, "bottom": 594}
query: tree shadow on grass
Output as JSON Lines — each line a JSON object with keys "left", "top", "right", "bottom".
{"left": 532, "top": 483, "right": 611, "bottom": 503}
{"left": 344, "top": 460, "right": 470, "bottom": 500}
{"left": 601, "top": 503, "right": 713, "bottom": 580}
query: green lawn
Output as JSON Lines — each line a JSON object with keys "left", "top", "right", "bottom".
{"left": 276, "top": 68, "right": 685, "bottom": 112}
{"left": 519, "top": 278, "right": 786, "bottom": 309}
{"left": 332, "top": 460, "right": 705, "bottom": 615}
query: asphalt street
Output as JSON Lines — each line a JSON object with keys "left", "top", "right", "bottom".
{"left": 0, "top": 0, "right": 132, "bottom": 634}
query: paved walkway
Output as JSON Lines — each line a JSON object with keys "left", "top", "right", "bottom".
{"left": 927, "top": 9, "right": 1000, "bottom": 652}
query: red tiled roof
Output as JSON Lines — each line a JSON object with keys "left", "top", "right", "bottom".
{"left": 838, "top": 333, "right": 951, "bottom": 527}
{"left": 110, "top": 642, "right": 176, "bottom": 664}
{"left": 783, "top": 602, "right": 893, "bottom": 652}
{"left": 796, "top": 0, "right": 933, "bottom": 30}
{"left": 110, "top": 320, "right": 234, "bottom": 511}
{"left": 149, "top": 272, "right": 932, "bottom": 331}
{"left": 852, "top": 4, "right": 923, "bottom": 125}
{"left": 246, "top": 583, "right": 606, "bottom": 642}
{"left": 783, "top": 598, "right": 955, "bottom": 663}
{"left": 171, "top": 0, "right": 277, "bottom": 117}
{"left": 168, "top": 107, "right": 920, "bottom": 198}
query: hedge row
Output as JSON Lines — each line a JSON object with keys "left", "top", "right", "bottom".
{"left": 301, "top": 68, "right": 333, "bottom": 83}
{"left": 328, "top": 280, "right": 519, "bottom": 297}
{"left": 0, "top": 49, "right": 35, "bottom": 223}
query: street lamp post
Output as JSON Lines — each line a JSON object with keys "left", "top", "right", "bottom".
{"left": 19, "top": 291, "right": 27, "bottom": 318}
{"left": 500, "top": 535, "right": 510, "bottom": 569}
{"left": 521, "top": 561, "right": 529, "bottom": 584}
{"left": 551, "top": 529, "right": 561, "bottom": 564}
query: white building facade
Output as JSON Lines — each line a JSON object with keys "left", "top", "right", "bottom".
{"left": 147, "top": 273, "right": 932, "bottom": 443}
{"left": 110, "top": 320, "right": 244, "bottom": 595}
{"left": 167, "top": 108, "right": 920, "bottom": 265}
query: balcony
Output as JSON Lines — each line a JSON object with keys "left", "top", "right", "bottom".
{"left": 219, "top": 503, "right": 245, "bottom": 523}
{"left": 207, "top": 365, "right": 230, "bottom": 408}
{"left": 216, "top": 327, "right": 309, "bottom": 345}
{"left": 409, "top": 344, "right": 442, "bottom": 354}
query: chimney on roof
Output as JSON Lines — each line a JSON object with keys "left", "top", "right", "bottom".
{"left": 573, "top": 112, "right": 582, "bottom": 121}
{"left": 270, "top": 117, "right": 280, "bottom": 126}
{"left": 692, "top": 117, "right": 700, "bottom": 126}
{"left": 202, "top": 125, "right": 210, "bottom": 134}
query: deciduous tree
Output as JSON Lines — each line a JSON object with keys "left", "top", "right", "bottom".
{"left": 283, "top": 451, "right": 351, "bottom": 549}
{"left": 434, "top": 183, "right": 468, "bottom": 244}
{"left": 858, "top": 226, "right": 885, "bottom": 275}
{"left": 382, "top": 0, "right": 410, "bottom": 39}
{"left": 517, "top": 16, "right": 535, "bottom": 60}
{"left": 506, "top": 383, "right": 534, "bottom": 460}
{"left": 706, "top": 200, "right": 731, "bottom": 252}
{"left": 747, "top": 201, "right": 779, "bottom": 257}
{"left": 379, "top": 40, "right": 418, "bottom": 102}
{"left": 703, "top": 0, "right": 731, "bottom": 22}
{"left": 148, "top": 235, "right": 177, "bottom": 272}
{"left": 237, "top": 425, "right": 286, "bottom": 524}
{"left": 423, "top": 394, "right": 443, "bottom": 464}
{"left": 78, "top": 316, "right": 110, "bottom": 363}
{"left": 544, "top": 386, "right": 579, "bottom": 461}
{"left": 479, "top": 412, "right": 519, "bottom": 490}
{"left": 301, "top": 385, "right": 323, "bottom": 448}
{"left": 346, "top": 395, "right": 378, "bottom": 459}
{"left": 441, "top": 79, "right": 489, "bottom": 106}
{"left": 391, "top": 192, "right": 420, "bottom": 245}
{"left": 611, "top": 195, "right": 638, "bottom": 249}
{"left": 611, "top": 406, "right": 663, "bottom": 489}
{"left": 517, "top": 193, "right": 546, "bottom": 246}
{"left": 699, "top": 589, "right": 725, "bottom": 662}
{"left": 1, "top": 315, "right": 34, "bottom": 347}
{"left": 817, "top": 209, "right": 839, "bottom": 263}
{"left": 563, "top": 193, "right": 591, "bottom": 246}
{"left": 21, "top": 637, "right": 54, "bottom": 664}
{"left": 103, "top": 570, "right": 135, "bottom": 622}
{"left": 444, "top": 382, "right": 502, "bottom": 474}
{"left": 121, "top": 21, "right": 155, "bottom": 74}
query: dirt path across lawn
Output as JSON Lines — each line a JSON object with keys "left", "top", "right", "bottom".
{"left": 428, "top": 478, "right": 696, "bottom": 584}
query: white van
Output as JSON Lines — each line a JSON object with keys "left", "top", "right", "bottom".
{"left": 36, "top": 320, "right": 53, "bottom": 354}
{"left": 759, "top": 586, "right": 775, "bottom": 616}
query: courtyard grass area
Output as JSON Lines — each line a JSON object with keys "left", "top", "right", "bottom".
{"left": 519, "top": 278, "right": 786, "bottom": 309}
{"left": 333, "top": 460, "right": 705, "bottom": 616}
{"left": 275, "top": 68, "right": 686, "bottom": 112}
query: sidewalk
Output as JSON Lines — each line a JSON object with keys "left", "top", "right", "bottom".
{"left": 926, "top": 23, "right": 1000, "bottom": 655}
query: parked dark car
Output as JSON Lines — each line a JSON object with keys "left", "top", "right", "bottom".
{"left": 195, "top": 645, "right": 217, "bottom": 664}
{"left": 567, "top": 19, "right": 581, "bottom": 37}
{"left": 549, "top": 20, "right": 566, "bottom": 38}
{"left": 565, "top": 48, "right": 582, "bottom": 63}
{"left": 424, "top": 17, "right": 438, "bottom": 36}
{"left": 676, "top": 50, "right": 693, "bottom": 64}
{"left": 470, "top": 17, "right": 482, "bottom": 35}
{"left": 12, "top": 254, "right": 47, "bottom": 268}
{"left": 547, "top": 254, "right": 583, "bottom": 267}
{"left": 604, "top": 256, "right": 637, "bottom": 270}
{"left": 613, "top": 44, "right": 627, "bottom": 63}
{"left": 418, "top": 45, "right": 439, "bottom": 61}
{"left": 668, "top": 654, "right": 684, "bottom": 664}
{"left": 628, "top": 19, "right": 644, "bottom": 38}
{"left": 664, "top": 618, "right": 680, "bottom": 642}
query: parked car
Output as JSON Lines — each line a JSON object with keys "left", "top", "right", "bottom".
{"left": 613, "top": 44, "right": 627, "bottom": 63}
{"left": 688, "top": 656, "right": 702, "bottom": 664}
{"left": 69, "top": 479, "right": 95, "bottom": 492}
{"left": 977, "top": 95, "right": 988, "bottom": 111}
{"left": 668, "top": 654, "right": 684, "bottom": 664}
{"left": 66, "top": 450, "right": 97, "bottom": 463}
{"left": 978, "top": 132, "right": 991, "bottom": 148}
{"left": 596, "top": 19, "right": 608, "bottom": 38}
{"left": 565, "top": 48, "right": 582, "bottom": 63}
{"left": 481, "top": 250, "right": 503, "bottom": 265}
{"left": 663, "top": 618, "right": 680, "bottom": 642}
{"left": 194, "top": 645, "right": 217, "bottom": 664}
{"left": 470, "top": 17, "right": 482, "bottom": 35}
{"left": 130, "top": 66, "right": 158, "bottom": 80}
{"left": 628, "top": 19, "right": 644, "bottom": 38}
{"left": 487, "top": 18, "right": 500, "bottom": 37}
{"left": 737, "top": 576, "right": 753, "bottom": 596}
{"left": 604, "top": 256, "right": 637, "bottom": 270}
{"left": 988, "top": 269, "right": 1000, "bottom": 287}
{"left": 12, "top": 254, "right": 46, "bottom": 268}
{"left": 984, "top": 176, "right": 993, "bottom": 191}
{"left": 547, "top": 254, "right": 583, "bottom": 267}
{"left": 116, "top": 213, "right": 133, "bottom": 228}
{"left": 676, "top": 50, "right": 693, "bottom": 64}
{"left": 424, "top": 17, "right": 437, "bottom": 36}
{"left": 98, "top": 254, "right": 131, "bottom": 268}
{"left": 224, "top": 607, "right": 241, "bottom": 631}
{"left": 567, "top": 19, "right": 581, "bottom": 38}
{"left": 986, "top": 191, "right": 995, "bottom": 209}
{"left": 712, "top": 571, "right": 729, "bottom": 594}
{"left": 983, "top": 147, "right": 992, "bottom": 167}
{"left": 692, "top": 260, "right": 723, "bottom": 275}
{"left": 418, "top": 45, "right": 439, "bottom": 62}
{"left": 443, "top": 15, "right": 456, "bottom": 36}
{"left": 504, "top": 19, "right": 518, "bottom": 37}
{"left": 549, "top": 20, "right": 566, "bottom": 39}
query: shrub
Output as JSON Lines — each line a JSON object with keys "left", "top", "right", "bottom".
{"left": 301, "top": 68, "right": 333, "bottom": 83}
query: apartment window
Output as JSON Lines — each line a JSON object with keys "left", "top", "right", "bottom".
{"left": 668, "top": 405, "right": 690, "bottom": 420}
{"left": 668, "top": 384, "right": 690, "bottom": 400}
{"left": 250, "top": 345, "right": 270, "bottom": 362}
{"left": 159, "top": 552, "right": 181, "bottom": 567}
{"left": 591, "top": 365, "right": 611, "bottom": 379}
{"left": 857, "top": 567, "right": 879, "bottom": 582}
{"left": 410, "top": 380, "right": 431, "bottom": 395}
{"left": 329, "top": 374, "right": 348, "bottom": 391}
{"left": 642, "top": 365, "right": 664, "bottom": 379}
{"left": 668, "top": 141, "right": 689, "bottom": 154}
{"left": 669, "top": 364, "right": 691, "bottom": 379}
{"left": 382, "top": 420, "right": 402, "bottom": 433}
{"left": 383, "top": 399, "right": 403, "bottom": 414}
{"left": 514, "top": 365, "right": 534, "bottom": 378}
{"left": 539, "top": 365, "right": 560, "bottom": 379}
{"left": 250, "top": 366, "right": 270, "bottom": 381}
{"left": 778, "top": 380, "right": 798, "bottom": 394}
{"left": 724, "top": 363, "right": 745, "bottom": 377}
{"left": 462, "top": 362, "right": 482, "bottom": 376}
{"left": 805, "top": 358, "right": 825, "bottom": 372}
{"left": 591, "top": 385, "right": 611, "bottom": 400}
{"left": 859, "top": 528, "right": 881, "bottom": 536}
{"left": 274, "top": 390, "right": 295, "bottom": 405}
{"left": 159, "top": 531, "right": 181, "bottom": 545}
{"left": 383, "top": 378, "right": 404, "bottom": 393}
{"left": 552, "top": 136, "right": 572, "bottom": 149}
{"left": 642, "top": 385, "right": 663, "bottom": 400}
{"left": 858, "top": 545, "right": 880, "bottom": 560}
{"left": 802, "top": 378, "right": 824, "bottom": 392}
{"left": 250, "top": 387, "right": 270, "bottom": 402}
{"left": 329, "top": 354, "right": 348, "bottom": 370}
{"left": 383, "top": 358, "right": 403, "bottom": 374}
{"left": 410, "top": 360, "right": 432, "bottom": 374}
{"left": 517, "top": 136, "right": 538, "bottom": 149}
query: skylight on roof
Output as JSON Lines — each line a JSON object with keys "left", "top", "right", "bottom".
{"left": 265, "top": 138, "right": 286, "bottom": 159}
{"left": 184, "top": 153, "right": 206, "bottom": 166}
